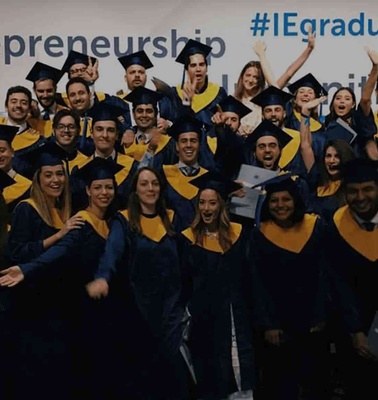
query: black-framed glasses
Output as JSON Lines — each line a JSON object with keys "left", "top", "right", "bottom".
{"left": 56, "top": 124, "right": 77, "bottom": 132}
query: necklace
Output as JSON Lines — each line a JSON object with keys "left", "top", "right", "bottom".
{"left": 204, "top": 228, "right": 218, "bottom": 239}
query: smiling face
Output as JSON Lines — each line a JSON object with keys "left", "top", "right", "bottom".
{"left": 324, "top": 145, "right": 340, "bottom": 177}
{"left": 176, "top": 132, "right": 200, "bottom": 166}
{"left": 136, "top": 169, "right": 161, "bottom": 211}
{"left": 54, "top": 115, "right": 79, "bottom": 147}
{"left": 86, "top": 178, "right": 115, "bottom": 211}
{"left": 91, "top": 120, "right": 117, "bottom": 157}
{"left": 34, "top": 79, "right": 56, "bottom": 109}
{"left": 345, "top": 181, "right": 378, "bottom": 220}
{"left": 67, "top": 82, "right": 91, "bottom": 114}
{"left": 331, "top": 89, "right": 355, "bottom": 117}
{"left": 294, "top": 86, "right": 316, "bottom": 110}
{"left": 262, "top": 105, "right": 286, "bottom": 128}
{"left": 39, "top": 164, "right": 66, "bottom": 200}
{"left": 0, "top": 140, "right": 14, "bottom": 172}
{"left": 254, "top": 136, "right": 281, "bottom": 170}
{"left": 268, "top": 190, "right": 295, "bottom": 224}
{"left": 6, "top": 92, "right": 30, "bottom": 124}
{"left": 198, "top": 189, "right": 221, "bottom": 230}
{"left": 133, "top": 104, "right": 156, "bottom": 130}
{"left": 242, "top": 66, "right": 260, "bottom": 95}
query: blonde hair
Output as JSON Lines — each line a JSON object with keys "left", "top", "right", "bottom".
{"left": 190, "top": 190, "right": 233, "bottom": 252}
{"left": 30, "top": 165, "right": 71, "bottom": 226}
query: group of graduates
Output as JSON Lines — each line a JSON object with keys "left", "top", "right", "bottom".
{"left": 0, "top": 32, "right": 377, "bottom": 400}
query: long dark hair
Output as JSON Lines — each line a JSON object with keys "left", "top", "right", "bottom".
{"left": 127, "top": 167, "right": 174, "bottom": 236}
{"left": 324, "top": 87, "right": 356, "bottom": 126}
{"left": 190, "top": 189, "right": 233, "bottom": 252}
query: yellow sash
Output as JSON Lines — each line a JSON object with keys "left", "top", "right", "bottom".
{"left": 12, "top": 129, "right": 41, "bottom": 151}
{"left": 176, "top": 82, "right": 220, "bottom": 113}
{"left": 24, "top": 198, "right": 64, "bottom": 229}
{"left": 121, "top": 209, "right": 174, "bottom": 242}
{"left": 333, "top": 206, "right": 378, "bottom": 262}
{"left": 260, "top": 214, "right": 318, "bottom": 253}
{"left": 317, "top": 180, "right": 341, "bottom": 198}
{"left": 76, "top": 210, "right": 109, "bottom": 239}
{"left": 162, "top": 164, "right": 208, "bottom": 200}
{"left": 293, "top": 110, "right": 322, "bottom": 132}
{"left": 207, "top": 136, "right": 217, "bottom": 154}
{"left": 3, "top": 174, "right": 31, "bottom": 205}
{"left": 181, "top": 223, "right": 242, "bottom": 254}
{"left": 115, "top": 153, "right": 135, "bottom": 185}
{"left": 278, "top": 128, "right": 300, "bottom": 169}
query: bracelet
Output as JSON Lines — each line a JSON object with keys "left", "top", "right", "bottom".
{"left": 300, "top": 112, "right": 310, "bottom": 118}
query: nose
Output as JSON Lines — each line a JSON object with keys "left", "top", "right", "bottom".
{"left": 356, "top": 190, "right": 366, "bottom": 202}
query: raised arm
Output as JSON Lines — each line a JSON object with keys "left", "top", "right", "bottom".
{"left": 359, "top": 47, "right": 378, "bottom": 116}
{"left": 253, "top": 40, "right": 278, "bottom": 87}
{"left": 276, "top": 27, "right": 316, "bottom": 89}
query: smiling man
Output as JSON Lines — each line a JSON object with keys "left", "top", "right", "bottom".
{"left": 326, "top": 158, "right": 378, "bottom": 399}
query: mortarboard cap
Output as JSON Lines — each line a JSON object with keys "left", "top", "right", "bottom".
{"left": 260, "top": 173, "right": 297, "bottom": 194}
{"left": 75, "top": 157, "right": 123, "bottom": 186}
{"left": 0, "top": 169, "right": 16, "bottom": 191}
{"left": 341, "top": 158, "right": 378, "bottom": 184}
{"left": 118, "top": 50, "right": 154, "bottom": 71}
{"left": 168, "top": 115, "right": 205, "bottom": 142}
{"left": 189, "top": 170, "right": 242, "bottom": 201}
{"left": 214, "top": 95, "right": 252, "bottom": 119}
{"left": 287, "top": 73, "right": 328, "bottom": 98}
{"left": 175, "top": 39, "right": 212, "bottom": 67}
{"left": 251, "top": 86, "right": 293, "bottom": 109}
{"left": 26, "top": 62, "right": 63, "bottom": 84}
{"left": 0, "top": 125, "right": 18, "bottom": 146}
{"left": 23, "top": 142, "right": 64, "bottom": 172}
{"left": 124, "top": 86, "right": 164, "bottom": 106}
{"left": 89, "top": 102, "right": 126, "bottom": 126}
{"left": 245, "top": 120, "right": 292, "bottom": 150}
{"left": 62, "top": 50, "right": 97, "bottom": 74}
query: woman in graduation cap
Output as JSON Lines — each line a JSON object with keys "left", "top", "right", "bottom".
{"left": 85, "top": 166, "right": 189, "bottom": 399}
{"left": 250, "top": 175, "right": 330, "bottom": 400}
{"left": 0, "top": 157, "right": 121, "bottom": 399}
{"left": 0, "top": 148, "right": 85, "bottom": 400}
{"left": 179, "top": 171, "right": 255, "bottom": 400}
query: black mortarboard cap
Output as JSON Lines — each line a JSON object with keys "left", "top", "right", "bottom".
{"left": 124, "top": 86, "right": 164, "bottom": 106}
{"left": 61, "top": 50, "right": 97, "bottom": 73}
{"left": 260, "top": 173, "right": 297, "bottom": 194}
{"left": 24, "top": 142, "right": 64, "bottom": 170}
{"left": 287, "top": 73, "right": 328, "bottom": 98}
{"left": 118, "top": 50, "right": 154, "bottom": 71}
{"left": 341, "top": 159, "right": 378, "bottom": 184}
{"left": 189, "top": 170, "right": 242, "bottom": 200}
{"left": 0, "top": 169, "right": 15, "bottom": 191}
{"left": 0, "top": 125, "right": 18, "bottom": 145}
{"left": 175, "top": 39, "right": 212, "bottom": 67}
{"left": 168, "top": 115, "right": 205, "bottom": 142}
{"left": 245, "top": 120, "right": 292, "bottom": 150}
{"left": 26, "top": 62, "right": 63, "bottom": 84}
{"left": 89, "top": 102, "right": 126, "bottom": 125}
{"left": 214, "top": 95, "right": 252, "bottom": 119}
{"left": 251, "top": 86, "right": 293, "bottom": 108}
{"left": 76, "top": 157, "right": 123, "bottom": 186}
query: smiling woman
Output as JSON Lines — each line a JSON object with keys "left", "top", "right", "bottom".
{"left": 251, "top": 175, "right": 330, "bottom": 399}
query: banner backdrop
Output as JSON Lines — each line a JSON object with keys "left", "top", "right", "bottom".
{"left": 1, "top": 0, "right": 377, "bottom": 111}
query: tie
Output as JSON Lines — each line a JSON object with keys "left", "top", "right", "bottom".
{"left": 362, "top": 222, "right": 375, "bottom": 232}
{"left": 42, "top": 109, "right": 50, "bottom": 120}
{"left": 180, "top": 166, "right": 192, "bottom": 176}
{"left": 79, "top": 116, "right": 88, "bottom": 152}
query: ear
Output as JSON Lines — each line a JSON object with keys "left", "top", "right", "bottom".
{"left": 85, "top": 185, "right": 91, "bottom": 197}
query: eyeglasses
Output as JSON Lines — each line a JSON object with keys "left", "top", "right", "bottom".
{"left": 69, "top": 67, "right": 87, "bottom": 75}
{"left": 56, "top": 124, "right": 77, "bottom": 132}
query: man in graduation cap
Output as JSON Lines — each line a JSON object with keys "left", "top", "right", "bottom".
{"left": 123, "top": 86, "right": 177, "bottom": 169}
{"left": 325, "top": 158, "right": 378, "bottom": 399}
{"left": 251, "top": 86, "right": 310, "bottom": 175}
{"left": 0, "top": 125, "right": 32, "bottom": 215}
{"left": 171, "top": 39, "right": 227, "bottom": 127}
{"left": 71, "top": 102, "right": 138, "bottom": 211}
{"left": 0, "top": 86, "right": 46, "bottom": 176}
{"left": 26, "top": 62, "right": 68, "bottom": 137}
{"left": 161, "top": 115, "right": 210, "bottom": 231}
{"left": 117, "top": 50, "right": 176, "bottom": 139}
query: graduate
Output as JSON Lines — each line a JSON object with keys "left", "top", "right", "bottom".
{"left": 0, "top": 157, "right": 121, "bottom": 399}
{"left": 325, "top": 158, "right": 378, "bottom": 400}
{"left": 0, "top": 125, "right": 32, "bottom": 216}
{"left": 251, "top": 175, "right": 330, "bottom": 400}
{"left": 86, "top": 166, "right": 189, "bottom": 399}
{"left": 179, "top": 171, "right": 255, "bottom": 400}
{"left": 123, "top": 86, "right": 177, "bottom": 168}
{"left": 0, "top": 147, "right": 84, "bottom": 400}
{"left": 162, "top": 115, "right": 210, "bottom": 231}
{"left": 172, "top": 39, "right": 227, "bottom": 126}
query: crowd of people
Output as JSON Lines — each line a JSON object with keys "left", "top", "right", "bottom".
{"left": 0, "top": 31, "right": 377, "bottom": 400}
